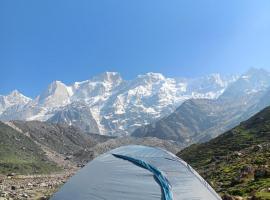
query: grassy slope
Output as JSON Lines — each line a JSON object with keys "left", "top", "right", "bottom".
{"left": 0, "top": 122, "right": 60, "bottom": 174}
{"left": 178, "top": 107, "right": 270, "bottom": 199}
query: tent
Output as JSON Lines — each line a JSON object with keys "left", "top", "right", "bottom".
{"left": 51, "top": 145, "right": 221, "bottom": 200}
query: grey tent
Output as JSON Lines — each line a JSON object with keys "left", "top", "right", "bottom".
{"left": 51, "top": 145, "right": 221, "bottom": 200}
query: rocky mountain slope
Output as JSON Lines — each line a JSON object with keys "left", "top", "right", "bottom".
{"left": 0, "top": 72, "right": 235, "bottom": 136}
{"left": 47, "top": 102, "right": 100, "bottom": 134}
{"left": 177, "top": 106, "right": 270, "bottom": 200}
{"left": 11, "top": 121, "right": 106, "bottom": 155}
{"left": 133, "top": 68, "right": 270, "bottom": 145}
{"left": 0, "top": 122, "right": 58, "bottom": 174}
{"left": 1, "top": 121, "right": 183, "bottom": 169}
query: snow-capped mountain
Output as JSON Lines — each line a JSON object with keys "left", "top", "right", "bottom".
{"left": 219, "top": 68, "right": 270, "bottom": 99}
{"left": 133, "top": 68, "right": 270, "bottom": 144}
{"left": 37, "top": 80, "right": 72, "bottom": 108}
{"left": 0, "top": 90, "right": 31, "bottom": 114}
{"left": 0, "top": 71, "right": 237, "bottom": 136}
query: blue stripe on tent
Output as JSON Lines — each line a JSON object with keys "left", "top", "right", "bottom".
{"left": 112, "top": 153, "right": 173, "bottom": 200}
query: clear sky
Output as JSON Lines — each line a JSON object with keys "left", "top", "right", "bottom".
{"left": 1, "top": 0, "right": 270, "bottom": 97}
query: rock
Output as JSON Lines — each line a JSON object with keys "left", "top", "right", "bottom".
{"left": 21, "top": 193, "right": 28, "bottom": 198}
{"left": 11, "top": 185, "right": 16, "bottom": 190}
{"left": 0, "top": 192, "right": 8, "bottom": 197}
{"left": 64, "top": 156, "right": 72, "bottom": 160}
{"left": 7, "top": 173, "right": 16, "bottom": 177}
{"left": 222, "top": 194, "right": 235, "bottom": 200}
{"left": 39, "top": 183, "right": 47, "bottom": 187}
{"left": 253, "top": 145, "right": 263, "bottom": 151}
{"left": 222, "top": 195, "right": 244, "bottom": 200}
{"left": 76, "top": 164, "right": 85, "bottom": 168}
{"left": 234, "top": 196, "right": 244, "bottom": 200}
{"left": 231, "top": 176, "right": 243, "bottom": 186}
{"left": 238, "top": 165, "right": 254, "bottom": 180}
{"left": 249, "top": 196, "right": 262, "bottom": 200}
{"left": 232, "top": 152, "right": 243, "bottom": 157}
{"left": 241, "top": 165, "right": 253, "bottom": 174}
{"left": 27, "top": 183, "right": 33, "bottom": 187}
{"left": 39, "top": 196, "right": 49, "bottom": 200}
{"left": 254, "top": 167, "right": 270, "bottom": 179}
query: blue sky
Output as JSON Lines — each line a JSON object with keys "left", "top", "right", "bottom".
{"left": 1, "top": 0, "right": 270, "bottom": 97}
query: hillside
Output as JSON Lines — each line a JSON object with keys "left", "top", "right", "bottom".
{"left": 11, "top": 121, "right": 114, "bottom": 163}
{"left": 5, "top": 120, "right": 182, "bottom": 164}
{"left": 0, "top": 121, "right": 59, "bottom": 174}
{"left": 177, "top": 106, "right": 270, "bottom": 199}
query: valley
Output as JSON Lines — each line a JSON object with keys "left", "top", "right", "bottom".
{"left": 0, "top": 69, "right": 270, "bottom": 199}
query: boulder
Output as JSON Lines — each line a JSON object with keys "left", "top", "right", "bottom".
{"left": 254, "top": 167, "right": 270, "bottom": 179}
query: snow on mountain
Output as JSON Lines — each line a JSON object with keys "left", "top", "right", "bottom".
{"left": 220, "top": 68, "right": 270, "bottom": 99}
{"left": 0, "top": 90, "right": 31, "bottom": 114}
{"left": 47, "top": 102, "right": 100, "bottom": 134}
{"left": 37, "top": 80, "right": 71, "bottom": 108}
{"left": 71, "top": 72, "right": 123, "bottom": 107}
{"left": 132, "top": 68, "right": 270, "bottom": 144}
{"left": 186, "top": 73, "right": 238, "bottom": 98}
{"left": 98, "top": 72, "right": 239, "bottom": 136}
{"left": 0, "top": 71, "right": 239, "bottom": 136}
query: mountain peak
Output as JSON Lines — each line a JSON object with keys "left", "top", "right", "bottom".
{"left": 50, "top": 80, "right": 66, "bottom": 87}
{"left": 37, "top": 80, "right": 71, "bottom": 107}
{"left": 0, "top": 90, "right": 31, "bottom": 112}
{"left": 91, "top": 72, "right": 122, "bottom": 83}
{"left": 238, "top": 68, "right": 270, "bottom": 85}
{"left": 137, "top": 72, "right": 165, "bottom": 81}
{"left": 9, "top": 89, "right": 22, "bottom": 97}
{"left": 207, "top": 73, "right": 223, "bottom": 84}
{"left": 7, "top": 90, "right": 31, "bottom": 101}
{"left": 242, "top": 67, "right": 269, "bottom": 78}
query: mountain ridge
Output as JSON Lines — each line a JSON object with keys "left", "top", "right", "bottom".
{"left": 0, "top": 71, "right": 236, "bottom": 136}
{"left": 132, "top": 68, "right": 270, "bottom": 144}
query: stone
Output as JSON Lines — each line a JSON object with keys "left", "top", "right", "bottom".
{"left": 234, "top": 196, "right": 244, "bottom": 200}
{"left": 64, "top": 156, "right": 72, "bottom": 160}
{"left": 21, "top": 193, "right": 28, "bottom": 198}
{"left": 254, "top": 167, "right": 270, "bottom": 179}
{"left": 39, "top": 196, "right": 49, "bottom": 200}
{"left": 253, "top": 145, "right": 263, "bottom": 151}
{"left": 0, "top": 192, "right": 8, "bottom": 197}
{"left": 222, "top": 194, "right": 235, "bottom": 200}
{"left": 27, "top": 183, "right": 33, "bottom": 187}
{"left": 40, "top": 183, "right": 47, "bottom": 187}
{"left": 7, "top": 173, "right": 16, "bottom": 177}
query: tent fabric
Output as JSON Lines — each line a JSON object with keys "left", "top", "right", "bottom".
{"left": 112, "top": 153, "right": 173, "bottom": 200}
{"left": 51, "top": 145, "right": 222, "bottom": 200}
